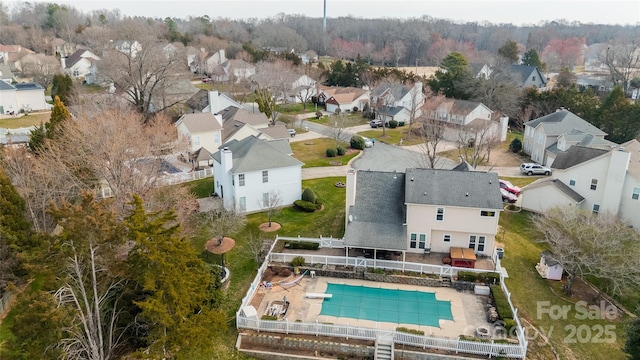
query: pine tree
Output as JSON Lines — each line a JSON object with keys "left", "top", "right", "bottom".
{"left": 125, "top": 195, "right": 225, "bottom": 358}
{"left": 51, "top": 73, "right": 74, "bottom": 105}
{"left": 46, "top": 95, "right": 71, "bottom": 139}
{"left": 0, "top": 167, "right": 33, "bottom": 277}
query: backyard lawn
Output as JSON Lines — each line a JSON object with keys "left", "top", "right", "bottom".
{"left": 290, "top": 138, "right": 360, "bottom": 168}
{"left": 0, "top": 112, "right": 50, "bottom": 129}
{"left": 358, "top": 126, "right": 424, "bottom": 146}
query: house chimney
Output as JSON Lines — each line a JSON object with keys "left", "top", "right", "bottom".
{"left": 60, "top": 56, "right": 66, "bottom": 69}
{"left": 213, "top": 113, "right": 223, "bottom": 128}
{"left": 221, "top": 147, "right": 233, "bottom": 174}
{"left": 208, "top": 90, "right": 220, "bottom": 114}
{"left": 345, "top": 169, "right": 357, "bottom": 228}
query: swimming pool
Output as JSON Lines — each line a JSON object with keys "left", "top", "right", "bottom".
{"left": 319, "top": 283, "right": 453, "bottom": 327}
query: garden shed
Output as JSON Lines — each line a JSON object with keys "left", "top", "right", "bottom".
{"left": 535, "top": 250, "right": 563, "bottom": 281}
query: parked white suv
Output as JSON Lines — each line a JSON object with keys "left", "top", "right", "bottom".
{"left": 520, "top": 163, "right": 552, "bottom": 176}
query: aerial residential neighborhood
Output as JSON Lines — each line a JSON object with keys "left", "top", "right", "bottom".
{"left": 1, "top": 2, "right": 640, "bottom": 360}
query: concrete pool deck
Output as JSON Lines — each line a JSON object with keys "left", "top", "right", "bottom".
{"left": 251, "top": 276, "right": 494, "bottom": 339}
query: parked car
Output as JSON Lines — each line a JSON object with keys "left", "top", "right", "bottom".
{"left": 500, "top": 188, "right": 518, "bottom": 203}
{"left": 288, "top": 128, "right": 296, "bottom": 137}
{"left": 202, "top": 77, "right": 213, "bottom": 83}
{"left": 499, "top": 179, "right": 522, "bottom": 195}
{"left": 369, "top": 119, "right": 383, "bottom": 128}
{"left": 361, "top": 136, "right": 373, "bottom": 148}
{"left": 520, "top": 163, "right": 552, "bottom": 176}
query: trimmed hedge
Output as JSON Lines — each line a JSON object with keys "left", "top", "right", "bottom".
{"left": 301, "top": 188, "right": 317, "bottom": 204}
{"left": 284, "top": 241, "right": 320, "bottom": 250}
{"left": 396, "top": 327, "right": 425, "bottom": 336}
{"left": 336, "top": 146, "right": 346, "bottom": 155}
{"left": 491, "top": 285, "right": 514, "bottom": 320}
{"left": 293, "top": 200, "right": 318, "bottom": 212}
{"left": 457, "top": 271, "right": 500, "bottom": 284}
{"left": 388, "top": 119, "right": 398, "bottom": 128}
{"left": 350, "top": 136, "right": 365, "bottom": 150}
{"left": 326, "top": 147, "right": 338, "bottom": 157}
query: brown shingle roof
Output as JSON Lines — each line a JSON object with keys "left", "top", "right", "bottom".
{"left": 178, "top": 113, "right": 222, "bottom": 133}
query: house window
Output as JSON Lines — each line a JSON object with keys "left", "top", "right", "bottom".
{"left": 525, "top": 127, "right": 530, "bottom": 136}
{"left": 443, "top": 234, "right": 451, "bottom": 242}
{"left": 410, "top": 233, "right": 417, "bottom": 249}
{"left": 532, "top": 76, "right": 536, "bottom": 82}
{"left": 436, "top": 207, "right": 444, "bottom": 221}
{"left": 481, "top": 211, "right": 495, "bottom": 217}
{"left": 213, "top": 133, "right": 220, "bottom": 144}
{"left": 536, "top": 134, "right": 543, "bottom": 144}
{"left": 592, "top": 204, "right": 600, "bottom": 215}
{"left": 262, "top": 170, "right": 269, "bottom": 183}
{"left": 239, "top": 197, "right": 246, "bottom": 211}
{"left": 569, "top": 179, "right": 576, "bottom": 186}
{"left": 478, "top": 236, "right": 486, "bottom": 252}
{"left": 590, "top": 179, "right": 598, "bottom": 190}
{"left": 262, "top": 192, "right": 269, "bottom": 205}
{"left": 193, "top": 135, "right": 201, "bottom": 146}
{"left": 468, "top": 235, "right": 477, "bottom": 250}
{"left": 418, "top": 234, "right": 426, "bottom": 249}
{"left": 238, "top": 174, "right": 245, "bottom": 187}
{"left": 632, "top": 187, "right": 640, "bottom": 200}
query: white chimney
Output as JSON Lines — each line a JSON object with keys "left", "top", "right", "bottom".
{"left": 208, "top": 90, "right": 220, "bottom": 114}
{"left": 60, "top": 57, "right": 66, "bottom": 69}
{"left": 345, "top": 169, "right": 357, "bottom": 229}
{"left": 221, "top": 147, "right": 233, "bottom": 174}
{"left": 213, "top": 113, "right": 223, "bottom": 128}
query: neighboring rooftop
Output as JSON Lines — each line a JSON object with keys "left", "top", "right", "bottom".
{"left": 212, "top": 136, "right": 302, "bottom": 173}
{"left": 525, "top": 110, "right": 607, "bottom": 137}
{"left": 551, "top": 146, "right": 609, "bottom": 170}
{"left": 177, "top": 112, "right": 222, "bottom": 133}
{"left": 523, "top": 178, "right": 585, "bottom": 203}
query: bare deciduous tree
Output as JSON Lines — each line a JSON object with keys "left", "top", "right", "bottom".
{"left": 200, "top": 198, "right": 246, "bottom": 244}
{"left": 414, "top": 90, "right": 447, "bottom": 168}
{"left": 258, "top": 190, "right": 282, "bottom": 227}
{"left": 330, "top": 114, "right": 358, "bottom": 148}
{"left": 455, "top": 120, "right": 499, "bottom": 167}
{"left": 532, "top": 206, "right": 640, "bottom": 296}
{"left": 244, "top": 232, "right": 267, "bottom": 266}
{"left": 20, "top": 53, "right": 60, "bottom": 90}
{"left": 391, "top": 40, "right": 406, "bottom": 67}
{"left": 97, "top": 37, "right": 188, "bottom": 121}
{"left": 599, "top": 40, "right": 640, "bottom": 91}
{"left": 55, "top": 242, "right": 128, "bottom": 360}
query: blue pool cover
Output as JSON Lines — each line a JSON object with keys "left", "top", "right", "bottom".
{"left": 319, "top": 283, "right": 453, "bottom": 327}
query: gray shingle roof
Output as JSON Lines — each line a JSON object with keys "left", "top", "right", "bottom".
{"left": 0, "top": 80, "right": 15, "bottom": 90}
{"left": 551, "top": 146, "right": 608, "bottom": 169}
{"left": 525, "top": 110, "right": 606, "bottom": 137}
{"left": 405, "top": 168, "right": 503, "bottom": 209}
{"left": 211, "top": 136, "right": 302, "bottom": 173}
{"left": 510, "top": 65, "right": 546, "bottom": 86}
{"left": 523, "top": 178, "right": 585, "bottom": 203}
{"left": 372, "top": 82, "right": 409, "bottom": 100}
{"left": 14, "top": 82, "right": 43, "bottom": 91}
{"left": 451, "top": 161, "right": 475, "bottom": 171}
{"left": 343, "top": 171, "right": 407, "bottom": 250}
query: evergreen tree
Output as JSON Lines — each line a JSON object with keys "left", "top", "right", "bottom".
{"left": 428, "top": 52, "right": 472, "bottom": 99}
{"left": 28, "top": 121, "right": 47, "bottom": 152}
{"left": 46, "top": 95, "right": 72, "bottom": 139}
{"left": 255, "top": 86, "right": 276, "bottom": 125}
{"left": 626, "top": 309, "right": 640, "bottom": 360}
{"left": 0, "top": 167, "right": 34, "bottom": 278}
{"left": 597, "top": 86, "right": 640, "bottom": 143}
{"left": 498, "top": 40, "right": 519, "bottom": 64}
{"left": 522, "top": 49, "right": 545, "bottom": 71}
{"left": 51, "top": 74, "right": 74, "bottom": 105}
{"left": 125, "top": 196, "right": 225, "bottom": 358}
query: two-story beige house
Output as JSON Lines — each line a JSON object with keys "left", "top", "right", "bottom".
{"left": 343, "top": 168, "right": 503, "bottom": 261}
{"left": 523, "top": 110, "right": 608, "bottom": 166}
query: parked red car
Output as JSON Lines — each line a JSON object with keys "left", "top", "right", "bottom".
{"left": 500, "top": 188, "right": 518, "bottom": 203}
{"left": 499, "top": 179, "right": 522, "bottom": 196}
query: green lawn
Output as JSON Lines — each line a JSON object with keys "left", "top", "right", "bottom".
{"left": 358, "top": 126, "right": 424, "bottom": 146}
{"left": 309, "top": 112, "right": 369, "bottom": 126}
{"left": 290, "top": 138, "right": 360, "bottom": 168}
{"left": 276, "top": 103, "right": 306, "bottom": 114}
{"left": 500, "top": 211, "right": 629, "bottom": 360}
{"left": 0, "top": 113, "right": 50, "bottom": 129}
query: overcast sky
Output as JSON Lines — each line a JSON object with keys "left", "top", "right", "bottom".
{"left": 8, "top": 0, "right": 640, "bottom": 26}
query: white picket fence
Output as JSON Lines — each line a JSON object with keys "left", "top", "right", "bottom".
{"left": 278, "top": 235, "right": 345, "bottom": 249}
{"left": 98, "top": 168, "right": 212, "bottom": 198}
{"left": 237, "top": 237, "right": 528, "bottom": 359}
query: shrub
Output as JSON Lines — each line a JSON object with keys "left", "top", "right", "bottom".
{"left": 398, "top": 121, "right": 406, "bottom": 127}
{"left": 350, "top": 136, "right": 365, "bottom": 150}
{"left": 352, "top": 106, "right": 359, "bottom": 112}
{"left": 315, "top": 111, "right": 323, "bottom": 119}
{"left": 262, "top": 315, "right": 278, "bottom": 320}
{"left": 294, "top": 200, "right": 317, "bottom": 212}
{"left": 388, "top": 120, "right": 398, "bottom": 128}
{"left": 336, "top": 146, "right": 346, "bottom": 155}
{"left": 509, "top": 138, "right": 523, "bottom": 153}
{"left": 262, "top": 268, "right": 274, "bottom": 281}
{"left": 301, "top": 188, "right": 317, "bottom": 203}
{"left": 504, "top": 318, "right": 518, "bottom": 334}
{"left": 284, "top": 241, "right": 319, "bottom": 250}
{"left": 396, "top": 327, "right": 425, "bottom": 335}
{"left": 362, "top": 103, "right": 369, "bottom": 113}
{"left": 491, "top": 285, "right": 514, "bottom": 320}
{"left": 457, "top": 271, "right": 500, "bottom": 284}
{"left": 291, "top": 256, "right": 306, "bottom": 267}
{"left": 279, "top": 268, "right": 292, "bottom": 277}
{"left": 334, "top": 108, "right": 342, "bottom": 115}
{"left": 326, "top": 147, "right": 338, "bottom": 157}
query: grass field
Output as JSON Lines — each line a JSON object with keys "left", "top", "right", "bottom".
{"left": 0, "top": 112, "right": 50, "bottom": 129}
{"left": 290, "top": 138, "right": 360, "bottom": 167}
{"left": 358, "top": 126, "right": 424, "bottom": 146}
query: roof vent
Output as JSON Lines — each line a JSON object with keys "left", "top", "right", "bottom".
{"left": 411, "top": 177, "right": 414, "bottom": 181}
{"left": 424, "top": 192, "right": 427, "bottom": 196}
{"left": 618, "top": 147, "right": 625, "bottom": 151}
{"left": 465, "top": 192, "right": 469, "bottom": 197}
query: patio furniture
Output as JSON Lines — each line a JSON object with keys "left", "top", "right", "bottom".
{"left": 450, "top": 247, "right": 476, "bottom": 268}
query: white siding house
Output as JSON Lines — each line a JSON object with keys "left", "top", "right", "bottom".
{"left": 0, "top": 81, "right": 48, "bottom": 113}
{"left": 175, "top": 112, "right": 223, "bottom": 154}
{"left": 212, "top": 136, "right": 303, "bottom": 213}
{"left": 521, "top": 140, "right": 640, "bottom": 229}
